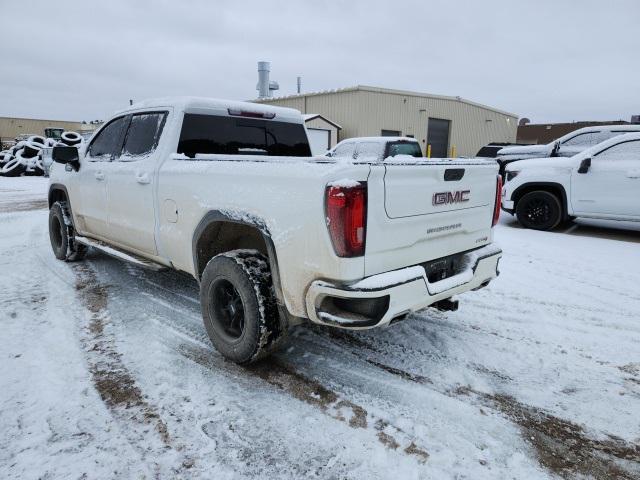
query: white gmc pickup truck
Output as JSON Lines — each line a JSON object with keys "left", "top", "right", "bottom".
{"left": 48, "top": 97, "right": 502, "bottom": 363}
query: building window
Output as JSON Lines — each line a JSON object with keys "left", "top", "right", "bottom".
{"left": 381, "top": 129, "right": 401, "bottom": 136}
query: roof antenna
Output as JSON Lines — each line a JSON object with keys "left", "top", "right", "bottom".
{"left": 129, "top": 99, "right": 133, "bottom": 106}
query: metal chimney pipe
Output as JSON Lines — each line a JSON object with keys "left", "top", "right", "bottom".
{"left": 297, "top": 76, "right": 302, "bottom": 94}
{"left": 257, "top": 61, "right": 270, "bottom": 99}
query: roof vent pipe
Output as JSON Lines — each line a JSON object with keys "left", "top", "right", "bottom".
{"left": 257, "top": 61, "right": 270, "bottom": 99}
{"left": 297, "top": 76, "right": 302, "bottom": 94}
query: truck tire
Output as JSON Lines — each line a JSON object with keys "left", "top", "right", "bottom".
{"left": 200, "top": 250, "right": 285, "bottom": 364}
{"left": 49, "top": 201, "right": 88, "bottom": 261}
{"left": 516, "top": 191, "right": 562, "bottom": 231}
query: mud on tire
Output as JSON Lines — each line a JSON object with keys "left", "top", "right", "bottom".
{"left": 200, "top": 250, "right": 286, "bottom": 364}
{"left": 49, "top": 201, "right": 88, "bottom": 262}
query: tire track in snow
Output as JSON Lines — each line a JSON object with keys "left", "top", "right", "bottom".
{"left": 126, "top": 264, "right": 433, "bottom": 463}
{"left": 309, "top": 328, "right": 640, "bottom": 479}
{"left": 177, "top": 341, "right": 430, "bottom": 464}
{"left": 72, "top": 263, "right": 195, "bottom": 476}
{"left": 90, "top": 255, "right": 640, "bottom": 477}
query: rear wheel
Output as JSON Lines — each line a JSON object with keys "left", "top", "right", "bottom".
{"left": 49, "top": 201, "right": 88, "bottom": 261}
{"left": 200, "top": 250, "right": 286, "bottom": 364}
{"left": 516, "top": 191, "right": 562, "bottom": 231}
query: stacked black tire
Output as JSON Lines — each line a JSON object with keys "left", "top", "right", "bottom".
{"left": 0, "top": 131, "right": 82, "bottom": 177}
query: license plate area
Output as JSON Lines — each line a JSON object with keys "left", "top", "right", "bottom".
{"left": 422, "top": 252, "right": 465, "bottom": 283}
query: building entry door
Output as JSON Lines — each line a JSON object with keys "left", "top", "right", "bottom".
{"left": 427, "top": 118, "right": 450, "bottom": 158}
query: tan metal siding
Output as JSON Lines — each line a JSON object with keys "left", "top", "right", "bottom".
{"left": 256, "top": 89, "right": 518, "bottom": 157}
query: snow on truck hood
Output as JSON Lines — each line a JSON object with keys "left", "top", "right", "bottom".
{"left": 505, "top": 156, "right": 573, "bottom": 171}
{"left": 497, "top": 144, "right": 550, "bottom": 157}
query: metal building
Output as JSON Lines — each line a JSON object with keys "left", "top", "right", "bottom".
{"left": 0, "top": 116, "right": 96, "bottom": 145}
{"left": 255, "top": 85, "right": 518, "bottom": 157}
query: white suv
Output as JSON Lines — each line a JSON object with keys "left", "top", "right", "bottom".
{"left": 502, "top": 133, "right": 640, "bottom": 230}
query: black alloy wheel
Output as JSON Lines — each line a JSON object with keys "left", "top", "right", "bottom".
{"left": 210, "top": 279, "right": 245, "bottom": 341}
{"left": 516, "top": 191, "right": 562, "bottom": 231}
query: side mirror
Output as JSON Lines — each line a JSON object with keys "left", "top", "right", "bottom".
{"left": 52, "top": 146, "right": 80, "bottom": 170}
{"left": 550, "top": 141, "right": 560, "bottom": 157}
{"left": 577, "top": 157, "right": 591, "bottom": 174}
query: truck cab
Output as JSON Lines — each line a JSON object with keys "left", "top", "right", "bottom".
{"left": 327, "top": 137, "right": 423, "bottom": 161}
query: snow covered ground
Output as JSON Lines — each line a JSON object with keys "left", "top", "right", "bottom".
{"left": 1, "top": 176, "right": 639, "bottom": 479}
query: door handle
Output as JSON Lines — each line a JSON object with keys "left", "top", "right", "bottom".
{"left": 94, "top": 171, "right": 105, "bottom": 181}
{"left": 135, "top": 172, "right": 150, "bottom": 184}
{"left": 626, "top": 170, "right": 640, "bottom": 179}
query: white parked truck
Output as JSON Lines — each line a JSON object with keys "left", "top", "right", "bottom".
{"left": 502, "top": 133, "right": 640, "bottom": 230}
{"left": 48, "top": 97, "right": 503, "bottom": 363}
{"left": 496, "top": 125, "right": 640, "bottom": 177}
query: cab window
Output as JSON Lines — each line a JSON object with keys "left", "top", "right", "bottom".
{"left": 87, "top": 116, "right": 128, "bottom": 161}
{"left": 562, "top": 132, "right": 597, "bottom": 147}
{"left": 120, "top": 112, "right": 167, "bottom": 160}
{"left": 354, "top": 142, "right": 382, "bottom": 160}
{"left": 332, "top": 142, "right": 356, "bottom": 159}
{"left": 387, "top": 141, "right": 423, "bottom": 158}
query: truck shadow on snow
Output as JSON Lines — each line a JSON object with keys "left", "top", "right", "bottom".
{"left": 501, "top": 216, "right": 640, "bottom": 244}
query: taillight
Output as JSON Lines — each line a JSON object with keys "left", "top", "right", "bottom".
{"left": 325, "top": 183, "right": 367, "bottom": 257}
{"left": 492, "top": 174, "right": 502, "bottom": 227}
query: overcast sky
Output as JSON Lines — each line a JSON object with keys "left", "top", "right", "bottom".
{"left": 2, "top": 0, "right": 639, "bottom": 123}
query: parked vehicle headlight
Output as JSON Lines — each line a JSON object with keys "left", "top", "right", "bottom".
{"left": 505, "top": 170, "right": 520, "bottom": 182}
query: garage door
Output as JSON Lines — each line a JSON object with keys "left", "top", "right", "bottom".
{"left": 307, "top": 128, "right": 330, "bottom": 155}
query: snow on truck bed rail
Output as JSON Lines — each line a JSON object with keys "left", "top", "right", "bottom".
{"left": 169, "top": 152, "right": 498, "bottom": 167}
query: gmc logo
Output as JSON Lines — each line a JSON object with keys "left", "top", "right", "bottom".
{"left": 433, "top": 190, "right": 470, "bottom": 206}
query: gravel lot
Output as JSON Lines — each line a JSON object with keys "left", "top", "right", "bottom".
{"left": 1, "top": 177, "right": 639, "bottom": 479}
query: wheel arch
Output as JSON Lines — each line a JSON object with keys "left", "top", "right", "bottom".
{"left": 192, "top": 211, "right": 284, "bottom": 305}
{"left": 512, "top": 182, "right": 569, "bottom": 219}
{"left": 48, "top": 183, "right": 70, "bottom": 209}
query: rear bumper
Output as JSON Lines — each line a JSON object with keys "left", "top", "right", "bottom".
{"left": 305, "top": 245, "right": 502, "bottom": 330}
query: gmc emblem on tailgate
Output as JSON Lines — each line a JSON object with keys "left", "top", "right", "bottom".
{"left": 432, "top": 190, "right": 470, "bottom": 206}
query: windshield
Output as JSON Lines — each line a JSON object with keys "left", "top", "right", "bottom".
{"left": 386, "top": 141, "right": 423, "bottom": 158}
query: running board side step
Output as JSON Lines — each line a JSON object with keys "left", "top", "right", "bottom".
{"left": 74, "top": 236, "right": 168, "bottom": 271}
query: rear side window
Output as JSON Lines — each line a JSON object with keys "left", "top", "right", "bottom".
{"left": 177, "top": 114, "right": 311, "bottom": 158}
{"left": 88, "top": 116, "right": 128, "bottom": 160}
{"left": 387, "top": 141, "right": 423, "bottom": 158}
{"left": 121, "top": 112, "right": 167, "bottom": 159}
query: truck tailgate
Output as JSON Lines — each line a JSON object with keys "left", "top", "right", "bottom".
{"left": 365, "top": 160, "right": 499, "bottom": 277}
